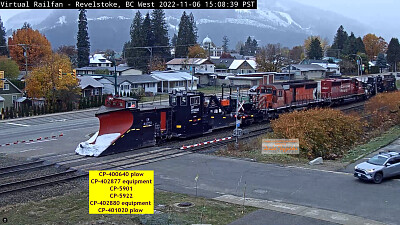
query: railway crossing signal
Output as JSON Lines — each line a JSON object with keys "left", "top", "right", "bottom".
{"left": 0, "top": 71, "right": 4, "bottom": 89}
{"left": 58, "top": 69, "right": 62, "bottom": 80}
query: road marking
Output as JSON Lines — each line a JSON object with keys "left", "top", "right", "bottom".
{"left": 214, "top": 194, "right": 387, "bottom": 225}
{"left": 6, "top": 122, "right": 30, "bottom": 127}
{"left": 49, "top": 119, "right": 67, "bottom": 123}
{"left": 285, "top": 165, "right": 352, "bottom": 175}
{"left": 19, "top": 147, "right": 43, "bottom": 153}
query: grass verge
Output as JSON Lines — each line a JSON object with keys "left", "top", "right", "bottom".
{"left": 341, "top": 125, "right": 400, "bottom": 163}
{"left": 0, "top": 190, "right": 256, "bottom": 225}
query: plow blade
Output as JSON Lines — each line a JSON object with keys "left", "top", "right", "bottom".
{"left": 75, "top": 110, "right": 134, "bottom": 157}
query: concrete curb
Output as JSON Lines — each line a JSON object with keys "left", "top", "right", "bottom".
{"left": 0, "top": 108, "right": 98, "bottom": 123}
{"left": 214, "top": 194, "right": 388, "bottom": 225}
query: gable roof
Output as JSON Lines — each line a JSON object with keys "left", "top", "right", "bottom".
{"left": 211, "top": 58, "right": 235, "bottom": 68}
{"left": 78, "top": 76, "right": 104, "bottom": 89}
{"left": 0, "top": 79, "right": 24, "bottom": 94}
{"left": 76, "top": 66, "right": 137, "bottom": 72}
{"left": 166, "top": 58, "right": 214, "bottom": 65}
{"left": 228, "top": 60, "right": 257, "bottom": 70}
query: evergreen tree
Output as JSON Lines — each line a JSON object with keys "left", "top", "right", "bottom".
{"left": 307, "top": 38, "right": 323, "bottom": 60}
{"left": 21, "top": 22, "right": 31, "bottom": 29}
{"left": 387, "top": 38, "right": 400, "bottom": 72}
{"left": 176, "top": 11, "right": 197, "bottom": 58}
{"left": 331, "top": 25, "right": 348, "bottom": 55}
{"left": 0, "top": 17, "right": 8, "bottom": 56}
{"left": 376, "top": 52, "right": 387, "bottom": 73}
{"left": 355, "top": 37, "right": 365, "bottom": 53}
{"left": 222, "top": 36, "right": 229, "bottom": 52}
{"left": 240, "top": 45, "right": 244, "bottom": 55}
{"left": 244, "top": 36, "right": 252, "bottom": 55}
{"left": 151, "top": 9, "right": 170, "bottom": 59}
{"left": 251, "top": 39, "right": 258, "bottom": 55}
{"left": 343, "top": 32, "right": 358, "bottom": 55}
{"left": 76, "top": 9, "right": 90, "bottom": 68}
{"left": 127, "top": 11, "right": 147, "bottom": 71}
{"left": 142, "top": 12, "right": 153, "bottom": 72}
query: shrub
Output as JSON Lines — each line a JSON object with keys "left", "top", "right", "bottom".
{"left": 271, "top": 108, "right": 363, "bottom": 159}
{"left": 365, "top": 91, "right": 400, "bottom": 128}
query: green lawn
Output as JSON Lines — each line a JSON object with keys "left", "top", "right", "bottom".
{"left": 0, "top": 190, "right": 256, "bottom": 225}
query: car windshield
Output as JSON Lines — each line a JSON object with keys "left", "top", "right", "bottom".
{"left": 367, "top": 155, "right": 388, "bottom": 165}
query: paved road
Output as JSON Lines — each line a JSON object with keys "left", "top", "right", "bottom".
{"left": 134, "top": 153, "right": 399, "bottom": 225}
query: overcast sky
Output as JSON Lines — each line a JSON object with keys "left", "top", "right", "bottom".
{"left": 0, "top": 1, "right": 399, "bottom": 39}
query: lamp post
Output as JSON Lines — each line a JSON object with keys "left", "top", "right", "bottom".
{"left": 111, "top": 53, "right": 117, "bottom": 96}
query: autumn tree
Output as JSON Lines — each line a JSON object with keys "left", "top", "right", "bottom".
{"left": 289, "top": 45, "right": 304, "bottom": 63}
{"left": 0, "top": 56, "right": 19, "bottom": 80}
{"left": 8, "top": 27, "right": 52, "bottom": 70}
{"left": 188, "top": 44, "right": 207, "bottom": 58}
{"left": 149, "top": 56, "right": 166, "bottom": 71}
{"left": 363, "top": 33, "right": 387, "bottom": 60}
{"left": 57, "top": 45, "right": 77, "bottom": 66}
{"left": 386, "top": 38, "right": 400, "bottom": 72}
{"left": 77, "top": 9, "right": 90, "bottom": 68}
{"left": 0, "top": 17, "right": 8, "bottom": 56}
{"left": 256, "top": 44, "right": 283, "bottom": 72}
{"left": 26, "top": 53, "right": 80, "bottom": 110}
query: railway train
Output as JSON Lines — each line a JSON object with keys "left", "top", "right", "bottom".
{"left": 76, "top": 74, "right": 397, "bottom": 157}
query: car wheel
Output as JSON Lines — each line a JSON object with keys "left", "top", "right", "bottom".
{"left": 373, "top": 173, "right": 383, "bottom": 184}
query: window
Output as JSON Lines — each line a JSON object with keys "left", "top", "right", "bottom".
{"left": 132, "top": 84, "right": 138, "bottom": 89}
{"left": 3, "top": 84, "right": 9, "bottom": 91}
{"left": 181, "top": 96, "right": 187, "bottom": 106}
{"left": 278, "top": 91, "right": 283, "bottom": 97}
{"left": 171, "top": 96, "right": 177, "bottom": 106}
{"left": 94, "top": 89, "right": 99, "bottom": 95}
{"left": 190, "top": 96, "right": 200, "bottom": 106}
{"left": 124, "top": 85, "right": 130, "bottom": 90}
{"left": 12, "top": 95, "right": 17, "bottom": 103}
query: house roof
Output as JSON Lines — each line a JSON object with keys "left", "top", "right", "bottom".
{"left": 228, "top": 60, "right": 257, "bottom": 70}
{"left": 105, "top": 75, "right": 158, "bottom": 85}
{"left": 76, "top": 66, "right": 136, "bottom": 72}
{"left": 290, "top": 64, "right": 327, "bottom": 72}
{"left": 89, "top": 54, "right": 112, "bottom": 64}
{"left": 78, "top": 76, "right": 104, "bottom": 89}
{"left": 2, "top": 78, "right": 24, "bottom": 94}
{"left": 0, "top": 96, "right": 4, "bottom": 101}
{"left": 211, "top": 58, "right": 235, "bottom": 68}
{"left": 166, "top": 58, "right": 214, "bottom": 65}
{"left": 151, "top": 71, "right": 199, "bottom": 82}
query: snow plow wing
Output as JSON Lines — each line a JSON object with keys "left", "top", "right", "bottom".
{"left": 76, "top": 109, "right": 134, "bottom": 157}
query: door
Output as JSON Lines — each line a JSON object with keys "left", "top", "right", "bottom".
{"left": 384, "top": 157, "right": 400, "bottom": 177}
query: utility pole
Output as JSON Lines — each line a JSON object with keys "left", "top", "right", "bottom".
{"left": 112, "top": 53, "right": 118, "bottom": 96}
{"left": 234, "top": 87, "right": 241, "bottom": 148}
{"left": 18, "top": 44, "right": 29, "bottom": 94}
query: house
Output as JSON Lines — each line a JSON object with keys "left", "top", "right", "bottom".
{"left": 78, "top": 76, "right": 104, "bottom": 97}
{"left": 226, "top": 73, "right": 274, "bottom": 87}
{"left": 166, "top": 58, "right": 215, "bottom": 73}
{"left": 100, "top": 75, "right": 159, "bottom": 96}
{"left": 0, "top": 79, "right": 24, "bottom": 112}
{"left": 228, "top": 60, "right": 257, "bottom": 74}
{"left": 281, "top": 64, "right": 327, "bottom": 79}
{"left": 211, "top": 58, "right": 235, "bottom": 73}
{"left": 89, "top": 54, "right": 112, "bottom": 67}
{"left": 301, "top": 59, "right": 341, "bottom": 75}
{"left": 151, "top": 71, "right": 199, "bottom": 93}
{"left": 75, "top": 66, "right": 142, "bottom": 76}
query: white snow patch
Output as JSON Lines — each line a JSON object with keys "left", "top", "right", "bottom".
{"left": 57, "top": 16, "right": 66, "bottom": 25}
{"left": 197, "top": 18, "right": 276, "bottom": 30}
{"left": 117, "top": 16, "right": 130, "bottom": 20}
{"left": 75, "top": 132, "right": 121, "bottom": 157}
{"left": 235, "top": 9, "right": 252, "bottom": 14}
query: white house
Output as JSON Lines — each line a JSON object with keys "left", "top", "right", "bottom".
{"left": 228, "top": 60, "right": 257, "bottom": 74}
{"left": 166, "top": 58, "right": 215, "bottom": 73}
{"left": 98, "top": 75, "right": 158, "bottom": 96}
{"left": 151, "top": 71, "right": 199, "bottom": 93}
{"left": 89, "top": 54, "right": 112, "bottom": 67}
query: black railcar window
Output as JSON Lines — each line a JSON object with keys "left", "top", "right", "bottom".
{"left": 171, "top": 97, "right": 177, "bottom": 106}
{"left": 181, "top": 96, "right": 187, "bottom": 106}
{"left": 190, "top": 96, "right": 200, "bottom": 106}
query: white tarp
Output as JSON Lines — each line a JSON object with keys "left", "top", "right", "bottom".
{"left": 75, "top": 132, "right": 121, "bottom": 157}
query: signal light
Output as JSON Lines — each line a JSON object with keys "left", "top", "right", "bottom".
{"left": 58, "top": 69, "right": 62, "bottom": 80}
{"left": 72, "top": 69, "right": 76, "bottom": 80}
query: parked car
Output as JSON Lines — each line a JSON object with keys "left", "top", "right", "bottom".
{"left": 354, "top": 151, "right": 400, "bottom": 184}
